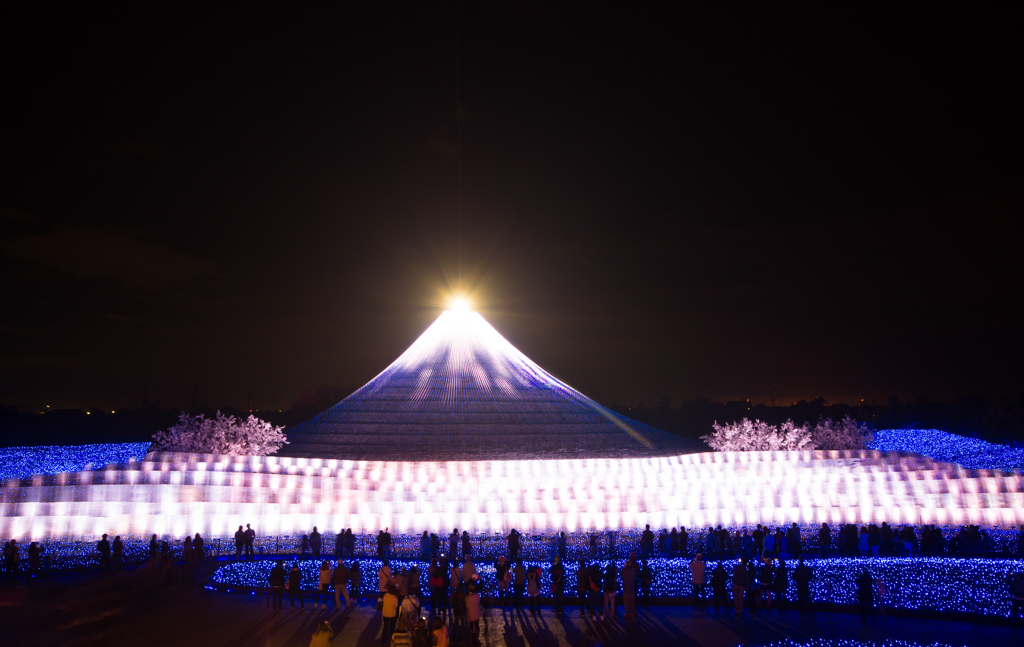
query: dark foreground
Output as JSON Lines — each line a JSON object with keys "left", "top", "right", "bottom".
{"left": 0, "top": 570, "right": 1017, "bottom": 647}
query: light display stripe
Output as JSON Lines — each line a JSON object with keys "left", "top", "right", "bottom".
{"left": 3, "top": 449, "right": 1022, "bottom": 540}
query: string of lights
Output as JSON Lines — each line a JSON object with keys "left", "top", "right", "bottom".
{"left": 207, "top": 556, "right": 1024, "bottom": 619}
{"left": 756, "top": 641, "right": 959, "bottom": 647}
{"left": 0, "top": 442, "right": 151, "bottom": 481}
{"left": 5, "top": 446, "right": 1023, "bottom": 539}
{"left": 869, "top": 429, "right": 1024, "bottom": 471}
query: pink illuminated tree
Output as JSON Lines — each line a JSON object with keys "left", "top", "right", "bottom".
{"left": 811, "top": 415, "right": 873, "bottom": 450}
{"left": 702, "top": 418, "right": 817, "bottom": 451}
{"left": 151, "top": 411, "right": 289, "bottom": 455}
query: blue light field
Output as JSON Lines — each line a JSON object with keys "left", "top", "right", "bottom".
{"left": 0, "top": 442, "right": 151, "bottom": 481}
{"left": 868, "top": 429, "right": 1024, "bottom": 471}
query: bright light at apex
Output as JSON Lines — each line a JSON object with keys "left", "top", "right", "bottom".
{"left": 450, "top": 298, "right": 471, "bottom": 312}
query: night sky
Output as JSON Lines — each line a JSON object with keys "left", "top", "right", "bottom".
{"left": 2, "top": 5, "right": 1022, "bottom": 414}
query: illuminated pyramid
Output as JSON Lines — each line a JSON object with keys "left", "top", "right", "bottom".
{"left": 283, "top": 309, "right": 703, "bottom": 461}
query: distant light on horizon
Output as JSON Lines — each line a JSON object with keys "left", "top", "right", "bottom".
{"left": 450, "top": 297, "right": 471, "bottom": 312}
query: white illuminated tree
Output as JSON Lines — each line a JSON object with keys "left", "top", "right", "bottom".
{"left": 151, "top": 411, "right": 289, "bottom": 456}
{"left": 702, "top": 418, "right": 818, "bottom": 451}
{"left": 811, "top": 415, "right": 873, "bottom": 450}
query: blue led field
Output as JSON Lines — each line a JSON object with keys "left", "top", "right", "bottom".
{"left": 0, "top": 442, "right": 151, "bottom": 481}
{"left": 869, "top": 429, "right": 1024, "bottom": 471}
{"left": 210, "top": 556, "right": 1024, "bottom": 619}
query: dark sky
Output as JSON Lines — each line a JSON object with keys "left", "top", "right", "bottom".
{"left": 2, "top": 4, "right": 1022, "bottom": 413}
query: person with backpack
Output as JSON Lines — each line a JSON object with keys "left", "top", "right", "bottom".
{"left": 378, "top": 560, "right": 393, "bottom": 604}
{"left": 450, "top": 559, "right": 465, "bottom": 611}
{"left": 793, "top": 555, "right": 814, "bottom": 616}
{"left": 527, "top": 564, "right": 542, "bottom": 616}
{"left": 288, "top": 562, "right": 305, "bottom": 610}
{"left": 393, "top": 590, "right": 420, "bottom": 647}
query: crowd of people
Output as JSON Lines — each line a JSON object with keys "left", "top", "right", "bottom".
{"left": 3, "top": 522, "right": 1022, "bottom": 585}
{"left": 5, "top": 521, "right": 1024, "bottom": 643}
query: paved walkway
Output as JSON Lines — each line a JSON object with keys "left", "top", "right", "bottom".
{"left": 0, "top": 569, "right": 1018, "bottom": 647}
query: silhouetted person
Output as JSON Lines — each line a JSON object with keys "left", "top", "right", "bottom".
{"left": 507, "top": 529, "right": 520, "bottom": 562}
{"left": 112, "top": 536, "right": 124, "bottom": 571}
{"left": 3, "top": 540, "right": 18, "bottom": 583}
{"left": 234, "top": 525, "right": 245, "bottom": 559}
{"left": 269, "top": 560, "right": 286, "bottom": 611}
{"left": 689, "top": 553, "right": 706, "bottom": 603}
{"left": 732, "top": 559, "right": 748, "bottom": 613}
{"left": 333, "top": 559, "right": 350, "bottom": 608}
{"left": 576, "top": 559, "right": 589, "bottom": 617}
{"left": 856, "top": 569, "right": 875, "bottom": 623}
{"left": 28, "top": 541, "right": 41, "bottom": 579}
{"left": 772, "top": 557, "right": 789, "bottom": 613}
{"left": 97, "top": 534, "right": 111, "bottom": 573}
{"left": 513, "top": 560, "right": 526, "bottom": 609}
{"left": 710, "top": 562, "right": 728, "bottom": 611}
{"left": 551, "top": 556, "right": 566, "bottom": 616}
{"left": 587, "top": 561, "right": 603, "bottom": 619}
{"left": 793, "top": 555, "right": 814, "bottom": 616}
{"left": 640, "top": 559, "right": 653, "bottom": 609}
{"left": 288, "top": 562, "right": 305, "bottom": 610}
{"left": 602, "top": 562, "right": 618, "bottom": 619}
{"left": 641, "top": 525, "right": 655, "bottom": 558}
{"left": 622, "top": 554, "right": 639, "bottom": 618}
{"left": 350, "top": 561, "right": 362, "bottom": 601}
{"left": 309, "top": 526, "right": 322, "bottom": 559}
{"left": 244, "top": 523, "right": 256, "bottom": 560}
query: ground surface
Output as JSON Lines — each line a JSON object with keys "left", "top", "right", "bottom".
{"left": 2, "top": 567, "right": 1020, "bottom": 647}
